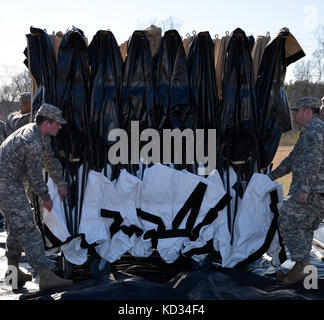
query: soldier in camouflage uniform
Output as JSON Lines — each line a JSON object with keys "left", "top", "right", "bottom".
{"left": 4, "top": 92, "right": 40, "bottom": 217}
{"left": 0, "top": 103, "right": 73, "bottom": 290}
{"left": 4, "top": 92, "right": 31, "bottom": 139}
{"left": 269, "top": 97, "right": 324, "bottom": 284}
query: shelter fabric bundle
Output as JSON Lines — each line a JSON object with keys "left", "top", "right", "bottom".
{"left": 43, "top": 164, "right": 285, "bottom": 268}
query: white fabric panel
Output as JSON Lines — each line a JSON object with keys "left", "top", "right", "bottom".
{"left": 61, "top": 236, "right": 88, "bottom": 265}
{"left": 180, "top": 170, "right": 227, "bottom": 263}
{"left": 218, "top": 173, "right": 284, "bottom": 268}
{"left": 43, "top": 178, "right": 71, "bottom": 243}
{"left": 116, "top": 169, "right": 152, "bottom": 258}
{"left": 140, "top": 164, "right": 226, "bottom": 263}
{"left": 78, "top": 170, "right": 110, "bottom": 244}
{"left": 96, "top": 169, "right": 144, "bottom": 263}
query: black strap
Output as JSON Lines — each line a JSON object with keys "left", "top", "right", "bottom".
{"left": 232, "top": 181, "right": 244, "bottom": 199}
{"left": 172, "top": 182, "right": 207, "bottom": 231}
{"left": 182, "top": 240, "right": 214, "bottom": 258}
{"left": 137, "top": 182, "right": 208, "bottom": 248}
{"left": 190, "top": 192, "right": 232, "bottom": 241}
{"left": 101, "top": 208, "right": 144, "bottom": 238}
{"left": 138, "top": 182, "right": 230, "bottom": 251}
{"left": 137, "top": 208, "right": 166, "bottom": 249}
{"left": 101, "top": 209, "right": 123, "bottom": 237}
{"left": 235, "top": 190, "right": 286, "bottom": 268}
{"left": 136, "top": 208, "right": 165, "bottom": 232}
{"left": 269, "top": 191, "right": 287, "bottom": 264}
{"left": 43, "top": 224, "right": 97, "bottom": 250}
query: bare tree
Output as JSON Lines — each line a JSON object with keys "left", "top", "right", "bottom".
{"left": 292, "top": 60, "right": 313, "bottom": 83}
{"left": 312, "top": 25, "right": 324, "bottom": 82}
{"left": 0, "top": 69, "right": 32, "bottom": 120}
{"left": 137, "top": 16, "right": 183, "bottom": 34}
{"left": 0, "top": 70, "right": 32, "bottom": 103}
{"left": 292, "top": 25, "right": 324, "bottom": 83}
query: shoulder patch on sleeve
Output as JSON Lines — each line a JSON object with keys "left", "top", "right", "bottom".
{"left": 305, "top": 133, "right": 319, "bottom": 147}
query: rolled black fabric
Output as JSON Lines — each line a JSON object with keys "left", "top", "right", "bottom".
{"left": 187, "top": 31, "right": 220, "bottom": 131}
{"left": 155, "top": 29, "right": 191, "bottom": 131}
{"left": 56, "top": 26, "right": 92, "bottom": 162}
{"left": 120, "top": 30, "right": 156, "bottom": 133}
{"left": 88, "top": 30, "right": 123, "bottom": 172}
{"left": 220, "top": 28, "right": 258, "bottom": 165}
{"left": 26, "top": 27, "right": 57, "bottom": 117}
{"left": 256, "top": 27, "right": 305, "bottom": 169}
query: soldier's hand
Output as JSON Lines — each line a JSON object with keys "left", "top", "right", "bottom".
{"left": 42, "top": 199, "right": 53, "bottom": 212}
{"left": 58, "top": 184, "right": 68, "bottom": 200}
{"left": 296, "top": 191, "right": 309, "bottom": 205}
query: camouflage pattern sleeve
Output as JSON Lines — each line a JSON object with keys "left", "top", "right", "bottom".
{"left": 25, "top": 142, "right": 51, "bottom": 201}
{"left": 268, "top": 147, "right": 294, "bottom": 180}
{"left": 42, "top": 136, "right": 66, "bottom": 186}
{"left": 300, "top": 127, "right": 323, "bottom": 193}
{"left": 4, "top": 112, "right": 30, "bottom": 138}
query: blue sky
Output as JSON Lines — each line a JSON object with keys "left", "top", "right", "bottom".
{"left": 0, "top": 0, "right": 323, "bottom": 82}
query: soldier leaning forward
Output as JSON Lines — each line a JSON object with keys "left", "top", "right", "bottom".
{"left": 269, "top": 97, "right": 324, "bottom": 285}
{"left": 0, "top": 103, "right": 73, "bottom": 290}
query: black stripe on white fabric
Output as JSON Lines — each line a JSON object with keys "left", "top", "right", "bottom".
{"left": 43, "top": 224, "right": 97, "bottom": 250}
{"left": 101, "top": 208, "right": 144, "bottom": 238}
{"left": 235, "top": 189, "right": 286, "bottom": 268}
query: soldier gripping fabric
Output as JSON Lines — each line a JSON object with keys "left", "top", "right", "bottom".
{"left": 269, "top": 97, "right": 324, "bottom": 284}
{"left": 0, "top": 103, "right": 73, "bottom": 291}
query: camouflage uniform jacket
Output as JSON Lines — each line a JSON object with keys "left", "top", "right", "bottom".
{"left": 0, "top": 120, "right": 5, "bottom": 145}
{"left": 269, "top": 117, "right": 324, "bottom": 195}
{"left": 0, "top": 123, "right": 65, "bottom": 201}
{"left": 4, "top": 111, "right": 30, "bottom": 138}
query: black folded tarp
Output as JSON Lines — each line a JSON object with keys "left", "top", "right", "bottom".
{"left": 56, "top": 26, "right": 92, "bottom": 163}
{"left": 120, "top": 31, "right": 156, "bottom": 175}
{"left": 155, "top": 29, "right": 190, "bottom": 131}
{"left": 187, "top": 31, "right": 219, "bottom": 131}
{"left": 256, "top": 27, "right": 305, "bottom": 170}
{"left": 220, "top": 28, "right": 258, "bottom": 166}
{"left": 88, "top": 30, "right": 123, "bottom": 172}
{"left": 55, "top": 26, "right": 92, "bottom": 235}
{"left": 26, "top": 26, "right": 57, "bottom": 117}
{"left": 120, "top": 30, "right": 156, "bottom": 133}
{"left": 155, "top": 30, "right": 191, "bottom": 170}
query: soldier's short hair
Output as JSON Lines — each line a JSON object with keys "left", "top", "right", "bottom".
{"left": 36, "top": 115, "right": 54, "bottom": 126}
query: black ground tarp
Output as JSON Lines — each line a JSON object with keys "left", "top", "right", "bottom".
{"left": 1, "top": 225, "right": 323, "bottom": 301}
